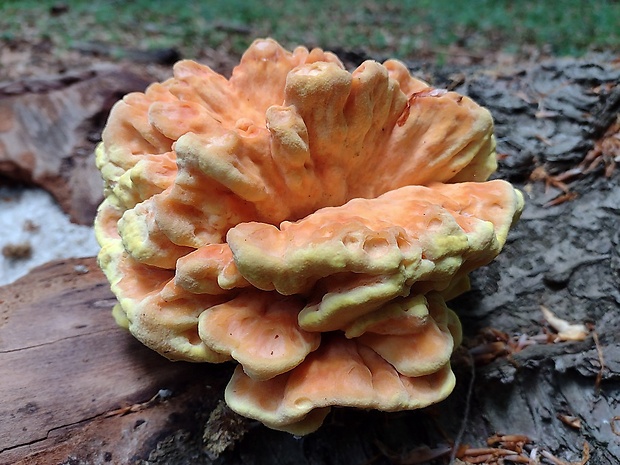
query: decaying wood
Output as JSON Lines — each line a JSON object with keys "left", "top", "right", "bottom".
{"left": 0, "top": 66, "right": 151, "bottom": 224}
{"left": 0, "top": 258, "right": 232, "bottom": 465}
{"left": 1, "top": 55, "right": 619, "bottom": 464}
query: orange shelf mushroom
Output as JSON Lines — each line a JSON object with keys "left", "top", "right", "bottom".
{"left": 95, "top": 38, "right": 523, "bottom": 434}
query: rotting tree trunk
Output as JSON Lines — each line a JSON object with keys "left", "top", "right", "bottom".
{"left": 1, "top": 55, "right": 619, "bottom": 465}
{"left": 0, "top": 258, "right": 233, "bottom": 465}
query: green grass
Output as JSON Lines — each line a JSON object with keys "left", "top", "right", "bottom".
{"left": 0, "top": 0, "right": 618, "bottom": 62}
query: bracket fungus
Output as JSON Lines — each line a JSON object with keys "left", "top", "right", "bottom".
{"left": 95, "top": 38, "right": 523, "bottom": 434}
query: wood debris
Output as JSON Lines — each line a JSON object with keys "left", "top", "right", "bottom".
{"left": 378, "top": 434, "right": 591, "bottom": 464}
{"left": 580, "top": 114, "right": 620, "bottom": 178}
{"left": 103, "top": 388, "right": 173, "bottom": 417}
{"left": 455, "top": 434, "right": 590, "bottom": 465}
{"left": 468, "top": 305, "right": 590, "bottom": 365}
{"left": 557, "top": 414, "right": 581, "bottom": 430}
{"left": 540, "top": 306, "right": 588, "bottom": 342}
{"left": 526, "top": 165, "right": 580, "bottom": 207}
{"left": 468, "top": 327, "right": 553, "bottom": 365}
{"left": 2, "top": 241, "right": 33, "bottom": 260}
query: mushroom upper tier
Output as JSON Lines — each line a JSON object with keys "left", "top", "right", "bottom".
{"left": 95, "top": 38, "right": 523, "bottom": 434}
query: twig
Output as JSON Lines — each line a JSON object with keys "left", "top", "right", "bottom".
{"left": 610, "top": 416, "right": 620, "bottom": 437}
{"left": 588, "top": 324, "right": 605, "bottom": 393}
{"left": 450, "top": 350, "right": 475, "bottom": 464}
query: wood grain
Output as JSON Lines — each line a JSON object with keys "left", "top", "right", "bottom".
{"left": 0, "top": 257, "right": 229, "bottom": 465}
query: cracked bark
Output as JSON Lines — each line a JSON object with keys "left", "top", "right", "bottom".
{"left": 0, "top": 258, "right": 231, "bottom": 465}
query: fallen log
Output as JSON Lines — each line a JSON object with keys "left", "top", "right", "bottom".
{"left": 1, "top": 54, "right": 620, "bottom": 465}
{"left": 0, "top": 258, "right": 231, "bottom": 465}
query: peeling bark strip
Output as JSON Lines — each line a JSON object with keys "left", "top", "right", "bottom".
{"left": 0, "top": 66, "right": 151, "bottom": 225}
